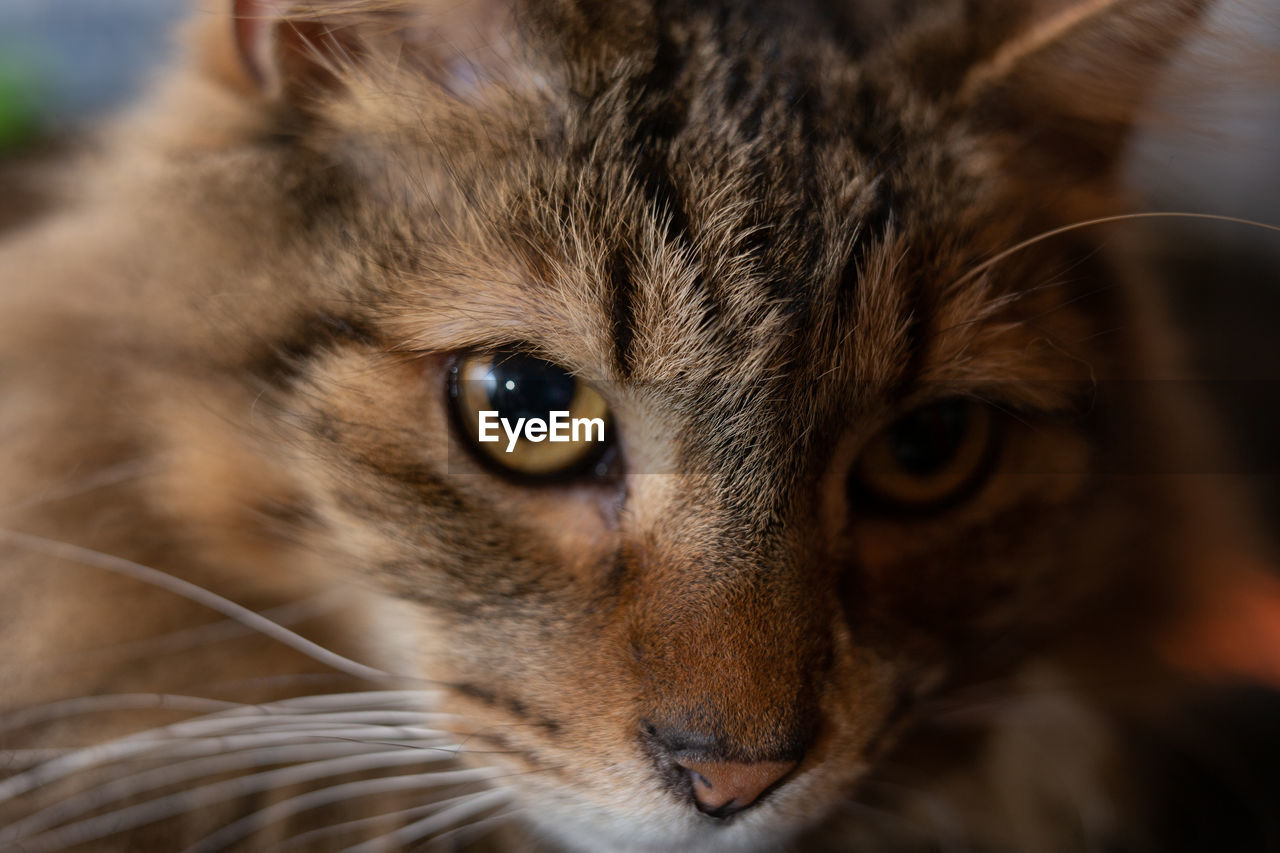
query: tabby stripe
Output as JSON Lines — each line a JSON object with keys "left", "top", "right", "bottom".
{"left": 250, "top": 311, "right": 378, "bottom": 385}
{"left": 608, "top": 246, "right": 637, "bottom": 376}
{"left": 447, "top": 683, "right": 562, "bottom": 736}
{"left": 626, "top": 5, "right": 695, "bottom": 246}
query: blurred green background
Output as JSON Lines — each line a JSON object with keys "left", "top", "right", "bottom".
{"left": 0, "top": 0, "right": 184, "bottom": 146}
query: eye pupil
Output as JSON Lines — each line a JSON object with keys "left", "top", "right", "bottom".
{"left": 887, "top": 399, "right": 969, "bottom": 476}
{"left": 484, "top": 354, "right": 578, "bottom": 421}
{"left": 850, "top": 397, "right": 997, "bottom": 512}
{"left": 451, "top": 351, "right": 613, "bottom": 478}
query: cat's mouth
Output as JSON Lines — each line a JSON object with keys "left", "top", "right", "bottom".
{"left": 519, "top": 782, "right": 824, "bottom": 853}
{"left": 429, "top": 618, "right": 904, "bottom": 851}
{"left": 436, "top": 705, "right": 869, "bottom": 853}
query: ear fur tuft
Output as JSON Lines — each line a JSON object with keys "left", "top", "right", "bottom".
{"left": 959, "top": 0, "right": 1210, "bottom": 104}
{"left": 961, "top": 0, "right": 1214, "bottom": 169}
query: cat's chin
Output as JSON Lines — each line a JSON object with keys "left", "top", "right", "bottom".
{"left": 519, "top": 796, "right": 817, "bottom": 853}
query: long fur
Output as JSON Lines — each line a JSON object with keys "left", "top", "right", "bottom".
{"left": 0, "top": 1, "right": 1273, "bottom": 850}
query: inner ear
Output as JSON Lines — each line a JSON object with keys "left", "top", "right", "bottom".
{"left": 232, "top": 0, "right": 363, "bottom": 100}
{"left": 228, "top": 0, "right": 526, "bottom": 107}
{"left": 233, "top": 0, "right": 288, "bottom": 90}
{"left": 223, "top": 0, "right": 657, "bottom": 109}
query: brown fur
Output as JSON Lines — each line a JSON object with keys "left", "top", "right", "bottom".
{"left": 0, "top": 1, "right": 1270, "bottom": 850}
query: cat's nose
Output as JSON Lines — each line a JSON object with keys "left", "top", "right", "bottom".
{"left": 644, "top": 719, "right": 810, "bottom": 817}
{"left": 678, "top": 758, "right": 798, "bottom": 818}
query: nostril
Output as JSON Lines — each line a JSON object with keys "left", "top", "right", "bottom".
{"left": 678, "top": 758, "right": 798, "bottom": 818}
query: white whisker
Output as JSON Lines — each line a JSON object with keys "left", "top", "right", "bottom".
{"left": 0, "top": 528, "right": 390, "bottom": 682}
{"left": 8, "top": 753, "right": 484, "bottom": 851}
{"left": 39, "top": 594, "right": 347, "bottom": 674}
{"left": 418, "top": 804, "right": 524, "bottom": 851}
{"left": 176, "top": 769, "right": 503, "bottom": 853}
{"left": 4, "top": 741, "right": 417, "bottom": 841}
{"left": 950, "top": 211, "right": 1280, "bottom": 293}
{"left": 0, "top": 702, "right": 453, "bottom": 806}
{"left": 0, "top": 725, "right": 450, "bottom": 807}
{"left": 215, "top": 710, "right": 450, "bottom": 727}
{"left": 37, "top": 727, "right": 447, "bottom": 767}
{"left": 341, "top": 787, "right": 514, "bottom": 853}
{"left": 149, "top": 729, "right": 449, "bottom": 755}
{"left": 277, "top": 798, "right": 458, "bottom": 850}
{"left": 2, "top": 458, "right": 158, "bottom": 515}
{"left": 0, "top": 689, "right": 442, "bottom": 737}
{"left": 252, "top": 690, "right": 444, "bottom": 711}
{"left": 0, "top": 694, "right": 243, "bottom": 736}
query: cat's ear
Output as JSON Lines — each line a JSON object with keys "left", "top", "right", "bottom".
{"left": 232, "top": 0, "right": 291, "bottom": 94}
{"left": 224, "top": 0, "right": 521, "bottom": 106}
{"left": 911, "top": 0, "right": 1212, "bottom": 175}
{"left": 221, "top": 0, "right": 654, "bottom": 108}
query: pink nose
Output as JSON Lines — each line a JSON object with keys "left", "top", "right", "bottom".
{"left": 679, "top": 759, "right": 798, "bottom": 817}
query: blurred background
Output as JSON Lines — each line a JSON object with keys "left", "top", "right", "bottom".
{"left": 0, "top": 0, "right": 186, "bottom": 230}
{"left": 0, "top": 0, "right": 184, "bottom": 127}
{"left": 1130, "top": 0, "right": 1280, "bottom": 526}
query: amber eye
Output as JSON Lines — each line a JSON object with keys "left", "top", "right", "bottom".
{"left": 449, "top": 352, "right": 612, "bottom": 477}
{"left": 851, "top": 398, "right": 998, "bottom": 511}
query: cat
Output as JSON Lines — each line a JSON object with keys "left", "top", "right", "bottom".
{"left": 0, "top": 0, "right": 1277, "bottom": 850}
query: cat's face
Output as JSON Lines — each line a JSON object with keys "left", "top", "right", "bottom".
{"left": 0, "top": 0, "right": 1221, "bottom": 850}
{"left": 175, "top": 2, "right": 1206, "bottom": 849}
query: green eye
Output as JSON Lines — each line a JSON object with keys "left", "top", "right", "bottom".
{"left": 851, "top": 398, "right": 999, "bottom": 511}
{"left": 449, "top": 353, "right": 612, "bottom": 477}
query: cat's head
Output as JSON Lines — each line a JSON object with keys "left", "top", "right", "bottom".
{"left": 127, "top": 0, "right": 1219, "bottom": 848}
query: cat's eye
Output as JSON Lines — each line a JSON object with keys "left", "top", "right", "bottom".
{"left": 851, "top": 398, "right": 999, "bottom": 511}
{"left": 449, "top": 352, "right": 612, "bottom": 478}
